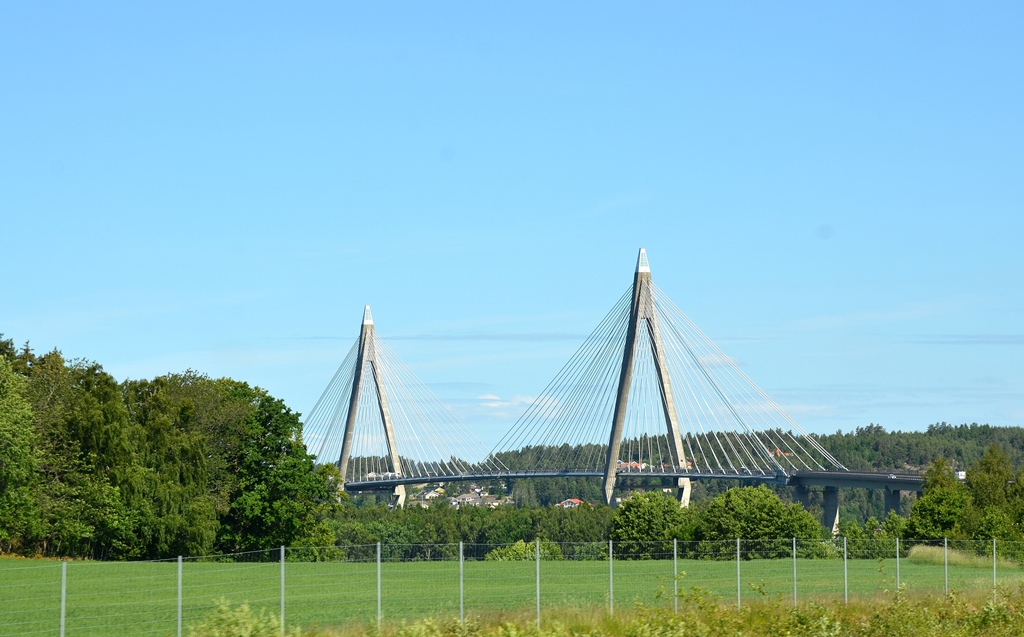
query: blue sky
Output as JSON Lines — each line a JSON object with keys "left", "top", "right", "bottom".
{"left": 2, "top": 3, "right": 1022, "bottom": 447}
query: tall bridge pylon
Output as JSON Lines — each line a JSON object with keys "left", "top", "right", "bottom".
{"left": 303, "top": 305, "right": 507, "bottom": 506}
{"left": 492, "top": 248, "right": 846, "bottom": 505}
{"left": 604, "top": 249, "right": 688, "bottom": 504}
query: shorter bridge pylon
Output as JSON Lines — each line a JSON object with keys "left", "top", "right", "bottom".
{"left": 337, "top": 306, "right": 405, "bottom": 506}
{"left": 303, "top": 305, "right": 507, "bottom": 504}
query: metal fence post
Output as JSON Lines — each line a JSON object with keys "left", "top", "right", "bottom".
{"left": 608, "top": 539, "right": 614, "bottom": 616}
{"left": 376, "top": 542, "right": 382, "bottom": 627}
{"left": 177, "top": 556, "right": 183, "bottom": 637}
{"left": 895, "top": 538, "right": 900, "bottom": 598}
{"left": 944, "top": 538, "right": 948, "bottom": 596}
{"left": 673, "top": 538, "right": 678, "bottom": 615}
{"left": 792, "top": 538, "right": 797, "bottom": 608}
{"left": 60, "top": 560, "right": 66, "bottom": 637}
{"left": 843, "top": 537, "right": 848, "bottom": 605}
{"left": 280, "top": 546, "right": 285, "bottom": 637}
{"left": 736, "top": 538, "right": 741, "bottom": 611}
{"left": 535, "top": 538, "right": 541, "bottom": 629}
{"left": 459, "top": 541, "right": 464, "bottom": 624}
{"left": 993, "top": 537, "right": 997, "bottom": 598}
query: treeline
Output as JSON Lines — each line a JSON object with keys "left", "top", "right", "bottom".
{"left": 494, "top": 424, "right": 1024, "bottom": 516}
{"left": 328, "top": 446, "right": 1024, "bottom": 562}
{"left": 4, "top": 333, "right": 1024, "bottom": 561}
{"left": 323, "top": 485, "right": 823, "bottom": 561}
{"left": 326, "top": 497, "right": 614, "bottom": 552}
{"left": 816, "top": 423, "right": 1024, "bottom": 524}
{"left": 0, "top": 337, "right": 339, "bottom": 559}
{"left": 819, "top": 423, "right": 1024, "bottom": 473}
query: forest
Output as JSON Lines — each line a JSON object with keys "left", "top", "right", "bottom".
{"left": 2, "top": 334, "right": 1023, "bottom": 560}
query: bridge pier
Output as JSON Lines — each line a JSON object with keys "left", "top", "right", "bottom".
{"left": 677, "top": 478, "right": 691, "bottom": 507}
{"left": 823, "top": 486, "right": 840, "bottom": 536}
{"left": 884, "top": 488, "right": 902, "bottom": 517}
{"left": 794, "top": 484, "right": 813, "bottom": 510}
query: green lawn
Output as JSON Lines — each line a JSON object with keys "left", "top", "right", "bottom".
{"left": 2, "top": 555, "right": 1022, "bottom": 637}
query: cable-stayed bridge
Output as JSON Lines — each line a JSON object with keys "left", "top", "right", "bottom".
{"left": 303, "top": 249, "right": 922, "bottom": 530}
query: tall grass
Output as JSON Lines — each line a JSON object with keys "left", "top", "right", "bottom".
{"left": 906, "top": 544, "right": 1016, "bottom": 569}
{"left": 190, "top": 587, "right": 1024, "bottom": 637}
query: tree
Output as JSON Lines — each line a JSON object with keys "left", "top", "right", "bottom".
{"left": 0, "top": 359, "right": 40, "bottom": 552}
{"left": 907, "top": 458, "right": 972, "bottom": 540}
{"left": 610, "top": 491, "right": 692, "bottom": 558}
{"left": 214, "top": 381, "right": 336, "bottom": 553}
{"left": 25, "top": 353, "right": 138, "bottom": 558}
{"left": 120, "top": 374, "right": 220, "bottom": 557}
{"left": 923, "top": 457, "right": 959, "bottom": 492}
{"left": 695, "top": 485, "right": 823, "bottom": 556}
{"left": 966, "top": 445, "right": 1014, "bottom": 510}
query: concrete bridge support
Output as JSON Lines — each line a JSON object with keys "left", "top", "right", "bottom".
{"left": 884, "top": 489, "right": 902, "bottom": 517}
{"left": 794, "top": 484, "right": 813, "bottom": 510}
{"left": 823, "top": 486, "right": 840, "bottom": 536}
{"left": 794, "top": 485, "right": 839, "bottom": 535}
{"left": 677, "top": 478, "right": 691, "bottom": 507}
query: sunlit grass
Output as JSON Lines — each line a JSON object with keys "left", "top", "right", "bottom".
{"left": 906, "top": 544, "right": 1017, "bottom": 569}
{"left": 3, "top": 554, "right": 1024, "bottom": 636}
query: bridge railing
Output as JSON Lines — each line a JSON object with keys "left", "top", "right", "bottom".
{"left": 3, "top": 539, "right": 1024, "bottom": 636}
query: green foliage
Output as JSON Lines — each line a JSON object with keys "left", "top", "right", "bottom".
{"left": 610, "top": 491, "right": 694, "bottom": 558}
{"left": 323, "top": 501, "right": 613, "bottom": 559}
{"left": 120, "top": 373, "right": 220, "bottom": 557}
{"left": 906, "top": 458, "right": 973, "bottom": 541}
{"left": 187, "top": 598, "right": 297, "bottom": 637}
{"left": 7, "top": 330, "right": 1024, "bottom": 559}
{"left": 230, "top": 586, "right": 1024, "bottom": 637}
{"left": 0, "top": 359, "right": 40, "bottom": 553}
{"left": 0, "top": 336, "right": 340, "bottom": 559}
{"left": 695, "top": 485, "right": 823, "bottom": 547}
{"left": 24, "top": 352, "right": 138, "bottom": 559}
{"left": 215, "top": 380, "right": 336, "bottom": 553}
{"left": 484, "top": 539, "right": 563, "bottom": 561}
{"left": 923, "top": 457, "right": 959, "bottom": 492}
{"left": 819, "top": 422, "right": 1024, "bottom": 473}
{"left": 905, "top": 452, "right": 1024, "bottom": 543}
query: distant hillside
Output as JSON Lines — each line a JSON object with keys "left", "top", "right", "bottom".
{"left": 816, "top": 422, "right": 1024, "bottom": 473}
{"left": 497, "top": 423, "right": 1024, "bottom": 524}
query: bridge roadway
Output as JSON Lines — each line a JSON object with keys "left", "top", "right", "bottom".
{"left": 344, "top": 469, "right": 924, "bottom": 493}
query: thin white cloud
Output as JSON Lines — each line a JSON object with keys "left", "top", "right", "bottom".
{"left": 477, "top": 393, "right": 535, "bottom": 409}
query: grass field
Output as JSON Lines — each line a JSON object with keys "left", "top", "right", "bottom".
{"left": 3, "top": 550, "right": 1024, "bottom": 637}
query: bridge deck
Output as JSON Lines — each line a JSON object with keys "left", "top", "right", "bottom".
{"left": 344, "top": 470, "right": 924, "bottom": 493}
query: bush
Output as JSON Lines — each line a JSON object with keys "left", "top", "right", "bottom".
{"left": 696, "top": 485, "right": 824, "bottom": 556}
{"left": 484, "top": 540, "right": 563, "bottom": 561}
{"left": 187, "top": 598, "right": 298, "bottom": 637}
{"left": 610, "top": 491, "right": 694, "bottom": 559}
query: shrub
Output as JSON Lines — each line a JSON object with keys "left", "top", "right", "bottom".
{"left": 187, "top": 598, "right": 297, "bottom": 637}
{"left": 484, "top": 540, "right": 563, "bottom": 561}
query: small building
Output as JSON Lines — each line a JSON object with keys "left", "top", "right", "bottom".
{"left": 616, "top": 460, "right": 647, "bottom": 471}
{"left": 556, "top": 498, "right": 584, "bottom": 509}
{"left": 452, "top": 492, "right": 483, "bottom": 509}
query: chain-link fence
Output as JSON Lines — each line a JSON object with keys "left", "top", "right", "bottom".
{"left": 3, "top": 539, "right": 1024, "bottom": 637}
